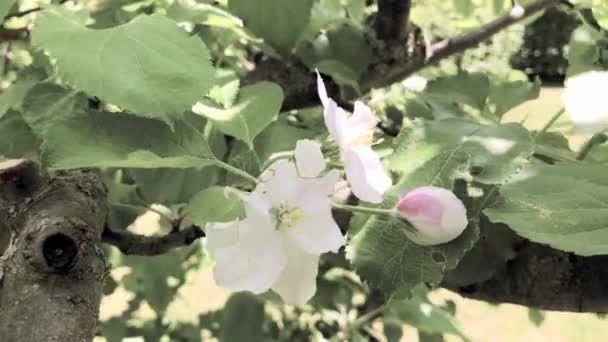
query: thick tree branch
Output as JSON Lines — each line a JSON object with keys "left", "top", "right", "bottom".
{"left": 101, "top": 225, "right": 205, "bottom": 256}
{"left": 444, "top": 241, "right": 608, "bottom": 313}
{"left": 374, "top": 0, "right": 571, "bottom": 88}
{"left": 245, "top": 0, "right": 567, "bottom": 112}
{"left": 375, "top": 0, "right": 412, "bottom": 42}
{"left": 0, "top": 161, "right": 109, "bottom": 341}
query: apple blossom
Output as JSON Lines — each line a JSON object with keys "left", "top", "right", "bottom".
{"left": 563, "top": 70, "right": 608, "bottom": 133}
{"left": 397, "top": 186, "right": 468, "bottom": 246}
{"left": 316, "top": 71, "right": 392, "bottom": 204}
{"left": 205, "top": 139, "right": 345, "bottom": 305}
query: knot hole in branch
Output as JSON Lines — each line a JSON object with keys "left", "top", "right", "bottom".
{"left": 42, "top": 233, "right": 78, "bottom": 271}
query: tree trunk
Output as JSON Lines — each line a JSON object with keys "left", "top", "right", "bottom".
{"left": 0, "top": 160, "right": 108, "bottom": 342}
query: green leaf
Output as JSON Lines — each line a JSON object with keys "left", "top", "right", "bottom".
{"left": 208, "top": 69, "right": 240, "bottom": 108}
{"left": 193, "top": 82, "right": 284, "bottom": 148}
{"left": 32, "top": 8, "right": 215, "bottom": 126}
{"left": 488, "top": 80, "right": 540, "bottom": 117}
{"left": 528, "top": 308, "right": 545, "bottom": 327}
{"left": 166, "top": 1, "right": 279, "bottom": 57}
{"left": 42, "top": 110, "right": 216, "bottom": 170}
{"left": 425, "top": 73, "right": 489, "bottom": 110}
{"left": 485, "top": 162, "right": 608, "bottom": 256}
{"left": 21, "top": 83, "right": 82, "bottom": 135}
{"left": 0, "top": 0, "right": 17, "bottom": 20}
{"left": 121, "top": 248, "right": 195, "bottom": 313}
{"left": 220, "top": 292, "right": 265, "bottom": 342}
{"left": 443, "top": 216, "right": 520, "bottom": 287}
{"left": 388, "top": 287, "right": 469, "bottom": 341}
{"left": 228, "top": 0, "right": 313, "bottom": 54}
{"left": 0, "top": 68, "right": 46, "bottom": 118}
{"left": 390, "top": 119, "right": 535, "bottom": 185}
{"left": 566, "top": 26, "right": 603, "bottom": 77}
{"left": 454, "top": 0, "right": 474, "bottom": 16}
{"left": 131, "top": 167, "right": 220, "bottom": 205}
{"left": 346, "top": 0, "right": 365, "bottom": 22}
{"left": 350, "top": 150, "right": 480, "bottom": 296}
{"left": 0, "top": 111, "right": 41, "bottom": 159}
{"left": 188, "top": 186, "right": 244, "bottom": 226}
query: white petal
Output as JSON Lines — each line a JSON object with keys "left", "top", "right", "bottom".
{"left": 289, "top": 206, "right": 345, "bottom": 254}
{"left": 230, "top": 188, "right": 272, "bottom": 223}
{"left": 288, "top": 173, "right": 345, "bottom": 254}
{"left": 348, "top": 101, "right": 377, "bottom": 134}
{"left": 205, "top": 220, "right": 239, "bottom": 252}
{"left": 295, "top": 139, "right": 326, "bottom": 178}
{"left": 397, "top": 186, "right": 468, "bottom": 246}
{"left": 316, "top": 70, "right": 330, "bottom": 107}
{"left": 343, "top": 146, "right": 392, "bottom": 204}
{"left": 258, "top": 159, "right": 299, "bottom": 205}
{"left": 272, "top": 240, "right": 320, "bottom": 305}
{"left": 208, "top": 216, "right": 287, "bottom": 294}
{"left": 294, "top": 170, "right": 340, "bottom": 211}
{"left": 563, "top": 71, "right": 608, "bottom": 133}
{"left": 324, "top": 101, "right": 350, "bottom": 147}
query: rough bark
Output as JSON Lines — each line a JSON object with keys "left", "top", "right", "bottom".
{"left": 445, "top": 240, "right": 608, "bottom": 313}
{"left": 0, "top": 160, "right": 109, "bottom": 342}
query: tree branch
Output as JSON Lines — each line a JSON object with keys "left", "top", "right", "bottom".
{"left": 245, "top": 0, "right": 567, "bottom": 112}
{"left": 374, "top": 0, "right": 412, "bottom": 42}
{"left": 444, "top": 241, "right": 608, "bottom": 313}
{"left": 101, "top": 225, "right": 205, "bottom": 256}
{"left": 1, "top": 0, "right": 70, "bottom": 26}
{"left": 374, "top": 0, "right": 571, "bottom": 88}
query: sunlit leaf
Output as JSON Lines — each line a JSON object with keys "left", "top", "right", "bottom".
{"left": 32, "top": 8, "right": 215, "bottom": 126}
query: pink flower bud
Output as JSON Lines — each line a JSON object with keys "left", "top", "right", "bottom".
{"left": 397, "top": 186, "right": 468, "bottom": 246}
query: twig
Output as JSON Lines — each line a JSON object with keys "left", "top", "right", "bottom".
{"left": 576, "top": 133, "right": 608, "bottom": 161}
{"left": 1, "top": 0, "right": 70, "bottom": 24}
{"left": 373, "top": 0, "right": 569, "bottom": 88}
{"left": 536, "top": 108, "right": 565, "bottom": 135}
{"left": 101, "top": 225, "right": 205, "bottom": 256}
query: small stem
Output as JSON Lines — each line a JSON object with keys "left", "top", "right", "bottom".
{"left": 261, "top": 151, "right": 293, "bottom": 170}
{"left": 576, "top": 133, "right": 608, "bottom": 161}
{"left": 347, "top": 303, "right": 388, "bottom": 336}
{"left": 215, "top": 160, "right": 259, "bottom": 184}
{"left": 331, "top": 202, "right": 398, "bottom": 218}
{"left": 537, "top": 108, "right": 565, "bottom": 136}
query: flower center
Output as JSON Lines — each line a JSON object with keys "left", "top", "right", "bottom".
{"left": 349, "top": 129, "right": 374, "bottom": 147}
{"left": 271, "top": 202, "right": 304, "bottom": 231}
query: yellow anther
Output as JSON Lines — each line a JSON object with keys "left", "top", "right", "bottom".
{"left": 271, "top": 202, "right": 305, "bottom": 231}
{"left": 350, "top": 130, "right": 374, "bottom": 146}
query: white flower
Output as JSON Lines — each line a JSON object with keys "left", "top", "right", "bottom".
{"left": 316, "top": 71, "right": 392, "bottom": 204}
{"left": 397, "top": 186, "right": 468, "bottom": 246}
{"left": 563, "top": 70, "right": 608, "bottom": 133}
{"left": 205, "top": 139, "right": 345, "bottom": 305}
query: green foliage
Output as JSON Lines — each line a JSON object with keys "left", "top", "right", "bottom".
{"left": 387, "top": 287, "right": 469, "bottom": 341}
{"left": 0, "top": 110, "right": 40, "bottom": 159}
{"left": 193, "top": 81, "right": 284, "bottom": 148}
{"left": 350, "top": 149, "right": 480, "bottom": 296}
{"left": 4, "top": 0, "right": 607, "bottom": 340}
{"left": 32, "top": 8, "right": 215, "bottom": 126}
{"left": 228, "top": 0, "right": 313, "bottom": 55}
{"left": 42, "top": 110, "right": 216, "bottom": 170}
{"left": 0, "top": 68, "right": 45, "bottom": 117}
{"left": 220, "top": 293, "right": 265, "bottom": 342}
{"left": 485, "top": 162, "right": 608, "bottom": 256}
{"left": 0, "top": 0, "right": 17, "bottom": 20}
{"left": 21, "top": 83, "right": 83, "bottom": 135}
{"left": 187, "top": 186, "right": 244, "bottom": 227}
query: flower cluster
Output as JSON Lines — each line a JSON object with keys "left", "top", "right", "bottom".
{"left": 203, "top": 72, "right": 468, "bottom": 304}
